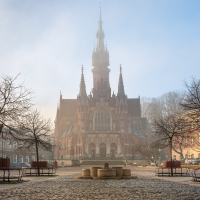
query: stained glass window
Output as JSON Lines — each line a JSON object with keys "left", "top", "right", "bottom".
{"left": 95, "top": 107, "right": 110, "bottom": 131}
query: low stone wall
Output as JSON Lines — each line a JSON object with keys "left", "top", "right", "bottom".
{"left": 127, "top": 160, "right": 149, "bottom": 165}
{"left": 57, "top": 159, "right": 80, "bottom": 167}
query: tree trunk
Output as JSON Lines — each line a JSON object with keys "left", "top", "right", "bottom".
{"left": 169, "top": 138, "right": 173, "bottom": 176}
{"left": 0, "top": 124, "right": 3, "bottom": 158}
{"left": 35, "top": 140, "right": 40, "bottom": 176}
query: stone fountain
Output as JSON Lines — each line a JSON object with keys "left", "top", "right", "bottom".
{"left": 76, "top": 163, "right": 137, "bottom": 180}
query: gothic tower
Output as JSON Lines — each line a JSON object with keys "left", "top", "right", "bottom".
{"left": 92, "top": 8, "right": 111, "bottom": 100}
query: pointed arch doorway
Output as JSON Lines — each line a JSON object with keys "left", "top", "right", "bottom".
{"left": 110, "top": 143, "right": 117, "bottom": 158}
{"left": 89, "top": 143, "right": 96, "bottom": 158}
{"left": 100, "top": 143, "right": 106, "bottom": 157}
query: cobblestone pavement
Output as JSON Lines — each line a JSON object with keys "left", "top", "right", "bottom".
{"left": 0, "top": 173, "right": 200, "bottom": 199}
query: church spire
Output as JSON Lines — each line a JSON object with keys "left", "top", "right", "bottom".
{"left": 117, "top": 65, "right": 125, "bottom": 96}
{"left": 79, "top": 65, "right": 87, "bottom": 97}
{"left": 96, "top": 6, "right": 105, "bottom": 52}
{"left": 92, "top": 6, "right": 109, "bottom": 69}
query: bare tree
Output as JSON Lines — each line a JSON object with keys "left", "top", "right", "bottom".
{"left": 12, "top": 109, "right": 53, "bottom": 175}
{"left": 151, "top": 116, "right": 184, "bottom": 176}
{"left": 180, "top": 78, "right": 200, "bottom": 112}
{"left": 0, "top": 74, "right": 33, "bottom": 137}
{"left": 141, "top": 91, "right": 184, "bottom": 125}
{"left": 141, "top": 91, "right": 185, "bottom": 161}
{"left": 133, "top": 140, "right": 156, "bottom": 164}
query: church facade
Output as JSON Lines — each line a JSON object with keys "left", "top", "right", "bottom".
{"left": 54, "top": 12, "right": 151, "bottom": 162}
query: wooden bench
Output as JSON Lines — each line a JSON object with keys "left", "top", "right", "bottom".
{"left": 24, "top": 167, "right": 56, "bottom": 176}
{"left": 0, "top": 168, "right": 24, "bottom": 182}
{"left": 155, "top": 167, "right": 188, "bottom": 176}
{"left": 192, "top": 168, "right": 200, "bottom": 182}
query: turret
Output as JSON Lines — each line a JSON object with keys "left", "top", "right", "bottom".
{"left": 77, "top": 66, "right": 88, "bottom": 105}
{"left": 116, "top": 65, "right": 127, "bottom": 105}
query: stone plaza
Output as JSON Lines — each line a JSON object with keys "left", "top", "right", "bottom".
{"left": 0, "top": 167, "right": 200, "bottom": 199}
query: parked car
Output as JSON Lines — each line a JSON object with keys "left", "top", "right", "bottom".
{"left": 184, "top": 158, "right": 193, "bottom": 164}
{"left": 10, "top": 163, "right": 21, "bottom": 168}
{"left": 48, "top": 162, "right": 54, "bottom": 167}
{"left": 20, "top": 162, "right": 31, "bottom": 167}
{"left": 181, "top": 159, "right": 186, "bottom": 164}
{"left": 191, "top": 158, "right": 200, "bottom": 165}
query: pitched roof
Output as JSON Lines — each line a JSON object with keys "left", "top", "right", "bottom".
{"left": 62, "top": 125, "right": 74, "bottom": 137}
{"left": 131, "top": 125, "right": 145, "bottom": 138}
{"left": 141, "top": 117, "right": 151, "bottom": 130}
{"left": 60, "top": 99, "right": 77, "bottom": 117}
{"left": 127, "top": 98, "right": 141, "bottom": 117}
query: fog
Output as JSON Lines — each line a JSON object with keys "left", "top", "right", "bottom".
{"left": 1, "top": 0, "right": 200, "bottom": 119}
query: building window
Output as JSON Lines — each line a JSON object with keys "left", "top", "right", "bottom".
{"left": 19, "top": 142, "right": 23, "bottom": 147}
{"left": 95, "top": 107, "right": 110, "bottom": 131}
{"left": 173, "top": 155, "right": 176, "bottom": 160}
{"left": 191, "top": 154, "right": 194, "bottom": 159}
{"left": 32, "top": 156, "right": 35, "bottom": 161}
{"left": 0, "top": 139, "right": 4, "bottom": 148}
{"left": 198, "top": 153, "right": 200, "bottom": 158}
{"left": 173, "top": 139, "right": 176, "bottom": 147}
{"left": 185, "top": 138, "right": 188, "bottom": 146}
{"left": 19, "top": 155, "right": 23, "bottom": 163}
{"left": 26, "top": 156, "right": 29, "bottom": 163}
{"left": 13, "top": 141, "right": 17, "bottom": 149}
{"left": 185, "top": 154, "right": 188, "bottom": 159}
{"left": 13, "top": 155, "right": 17, "bottom": 163}
{"left": 7, "top": 140, "right": 11, "bottom": 148}
{"left": 191, "top": 135, "right": 194, "bottom": 145}
{"left": 191, "top": 122, "right": 194, "bottom": 129}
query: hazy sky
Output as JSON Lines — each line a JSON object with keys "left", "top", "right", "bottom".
{"left": 1, "top": 0, "right": 200, "bottom": 120}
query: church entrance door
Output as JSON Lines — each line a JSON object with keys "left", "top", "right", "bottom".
{"left": 91, "top": 148, "right": 95, "bottom": 158}
{"left": 110, "top": 143, "right": 117, "bottom": 158}
{"left": 100, "top": 143, "right": 106, "bottom": 157}
{"left": 89, "top": 143, "right": 96, "bottom": 158}
{"left": 111, "top": 149, "right": 115, "bottom": 158}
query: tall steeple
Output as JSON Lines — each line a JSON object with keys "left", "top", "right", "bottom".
{"left": 117, "top": 65, "right": 125, "bottom": 96}
{"left": 92, "top": 7, "right": 110, "bottom": 90}
{"left": 96, "top": 6, "right": 105, "bottom": 52}
{"left": 116, "top": 65, "right": 127, "bottom": 105}
{"left": 92, "top": 7, "right": 109, "bottom": 68}
{"left": 79, "top": 66, "right": 87, "bottom": 97}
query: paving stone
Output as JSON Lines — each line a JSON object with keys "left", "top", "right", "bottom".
{"left": 0, "top": 174, "right": 199, "bottom": 199}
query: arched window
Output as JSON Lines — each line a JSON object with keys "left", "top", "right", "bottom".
{"left": 95, "top": 107, "right": 110, "bottom": 131}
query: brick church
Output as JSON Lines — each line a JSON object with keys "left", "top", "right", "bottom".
{"left": 54, "top": 10, "right": 151, "bottom": 163}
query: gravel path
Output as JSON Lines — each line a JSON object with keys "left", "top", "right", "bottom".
{"left": 0, "top": 174, "right": 200, "bottom": 199}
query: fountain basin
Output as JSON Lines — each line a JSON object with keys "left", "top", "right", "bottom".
{"left": 112, "top": 167, "right": 123, "bottom": 177}
{"left": 97, "top": 169, "right": 116, "bottom": 177}
{"left": 82, "top": 169, "right": 90, "bottom": 177}
{"left": 123, "top": 169, "right": 131, "bottom": 176}
{"left": 90, "top": 167, "right": 102, "bottom": 177}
